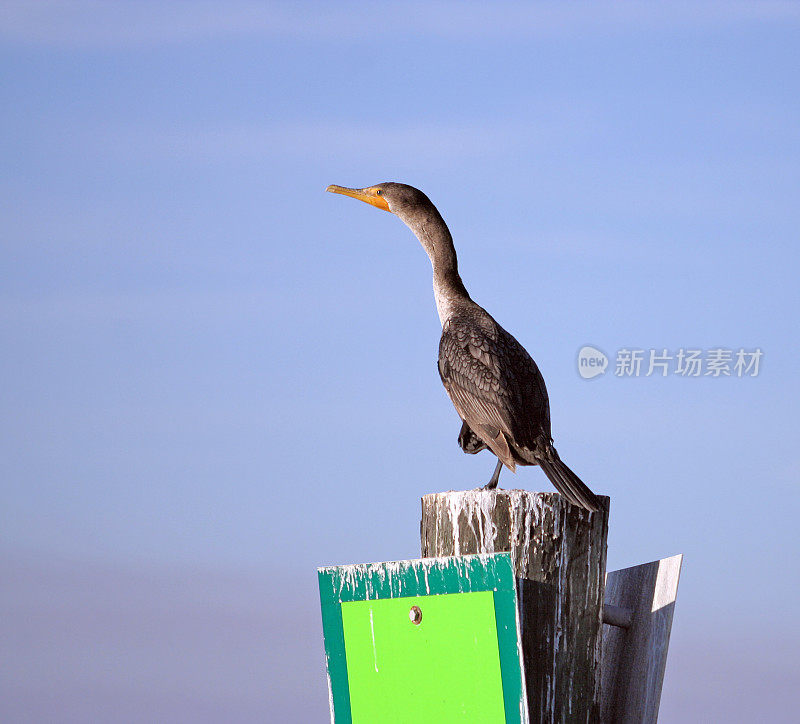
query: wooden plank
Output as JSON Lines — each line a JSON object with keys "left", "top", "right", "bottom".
{"left": 421, "top": 489, "right": 610, "bottom": 723}
{"left": 600, "top": 554, "right": 683, "bottom": 723}
{"left": 603, "top": 604, "right": 633, "bottom": 629}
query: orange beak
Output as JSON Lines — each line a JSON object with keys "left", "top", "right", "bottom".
{"left": 326, "top": 184, "right": 391, "bottom": 212}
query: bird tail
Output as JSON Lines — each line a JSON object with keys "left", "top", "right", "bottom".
{"left": 537, "top": 451, "right": 601, "bottom": 512}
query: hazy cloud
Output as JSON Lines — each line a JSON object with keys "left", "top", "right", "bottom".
{"left": 0, "top": 550, "right": 329, "bottom": 722}
{"left": 1, "top": 1, "right": 798, "bottom": 49}
{"left": 143, "top": 121, "right": 520, "bottom": 164}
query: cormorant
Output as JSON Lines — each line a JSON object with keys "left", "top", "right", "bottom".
{"left": 327, "top": 182, "right": 601, "bottom": 512}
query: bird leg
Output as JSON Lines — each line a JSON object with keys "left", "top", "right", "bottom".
{"left": 481, "top": 458, "right": 504, "bottom": 490}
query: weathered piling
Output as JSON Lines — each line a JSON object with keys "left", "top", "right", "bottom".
{"left": 600, "top": 554, "right": 683, "bottom": 723}
{"left": 421, "top": 490, "right": 610, "bottom": 723}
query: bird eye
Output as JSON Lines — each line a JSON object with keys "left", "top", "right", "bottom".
{"left": 376, "top": 189, "right": 382, "bottom": 195}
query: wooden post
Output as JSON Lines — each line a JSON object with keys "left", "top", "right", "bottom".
{"left": 421, "top": 490, "right": 610, "bottom": 723}
{"left": 600, "top": 555, "right": 683, "bottom": 723}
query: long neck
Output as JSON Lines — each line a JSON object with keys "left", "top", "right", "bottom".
{"left": 400, "top": 206, "right": 471, "bottom": 325}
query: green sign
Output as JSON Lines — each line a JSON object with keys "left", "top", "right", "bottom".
{"left": 318, "top": 553, "right": 527, "bottom": 723}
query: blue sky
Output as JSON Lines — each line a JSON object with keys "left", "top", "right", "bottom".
{"left": 1, "top": 2, "right": 799, "bottom": 720}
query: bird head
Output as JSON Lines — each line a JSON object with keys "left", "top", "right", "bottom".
{"left": 326, "top": 182, "right": 433, "bottom": 219}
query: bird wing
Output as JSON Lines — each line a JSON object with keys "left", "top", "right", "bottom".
{"left": 437, "top": 314, "right": 550, "bottom": 469}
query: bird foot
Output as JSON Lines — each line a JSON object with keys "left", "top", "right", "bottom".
{"left": 478, "top": 458, "right": 504, "bottom": 491}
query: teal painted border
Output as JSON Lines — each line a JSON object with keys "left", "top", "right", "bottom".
{"left": 494, "top": 588, "right": 525, "bottom": 723}
{"left": 317, "top": 553, "right": 526, "bottom": 723}
{"left": 319, "top": 575, "right": 352, "bottom": 723}
{"left": 319, "top": 552, "right": 517, "bottom": 604}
